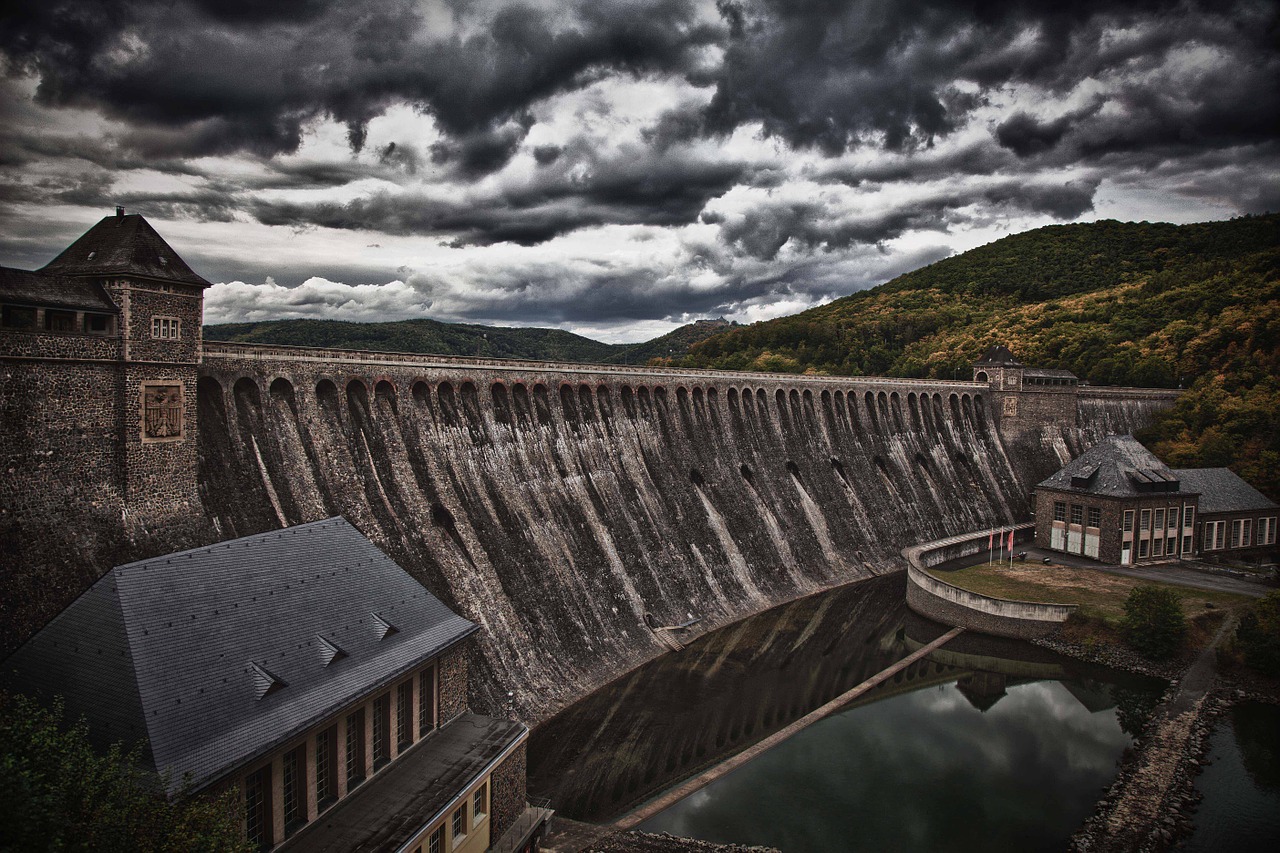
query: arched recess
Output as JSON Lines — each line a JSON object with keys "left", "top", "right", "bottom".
{"left": 511, "top": 382, "right": 531, "bottom": 424}
{"left": 436, "top": 381, "right": 459, "bottom": 427}
{"left": 491, "top": 381, "right": 512, "bottom": 425}
{"left": 532, "top": 383, "right": 553, "bottom": 426}
{"left": 560, "top": 383, "right": 580, "bottom": 426}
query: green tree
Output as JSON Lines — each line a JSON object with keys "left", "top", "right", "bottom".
{"left": 1119, "top": 585, "right": 1187, "bottom": 660}
{"left": 1236, "top": 591, "right": 1280, "bottom": 676}
{"left": 0, "top": 694, "right": 251, "bottom": 853}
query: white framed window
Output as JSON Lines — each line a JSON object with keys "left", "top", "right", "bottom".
{"left": 451, "top": 803, "right": 468, "bottom": 848}
{"left": 1231, "top": 519, "right": 1243, "bottom": 549}
{"left": 1154, "top": 508, "right": 1165, "bottom": 530}
{"left": 1140, "top": 509, "right": 1151, "bottom": 531}
{"left": 1087, "top": 507, "right": 1101, "bottom": 528}
{"left": 1205, "top": 520, "right": 1226, "bottom": 551}
{"left": 151, "top": 316, "right": 181, "bottom": 339}
{"left": 1239, "top": 519, "right": 1252, "bottom": 548}
{"left": 1053, "top": 501, "right": 1066, "bottom": 522}
{"left": 1183, "top": 506, "right": 1195, "bottom": 530}
{"left": 1262, "top": 517, "right": 1277, "bottom": 546}
{"left": 1183, "top": 534, "right": 1193, "bottom": 554}
{"left": 473, "top": 782, "right": 487, "bottom": 826}
{"left": 1153, "top": 536, "right": 1164, "bottom": 557}
{"left": 1123, "top": 510, "right": 1135, "bottom": 534}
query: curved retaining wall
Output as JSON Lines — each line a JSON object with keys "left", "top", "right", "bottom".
{"left": 905, "top": 525, "right": 1077, "bottom": 639}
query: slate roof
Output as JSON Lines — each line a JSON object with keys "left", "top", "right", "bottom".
{"left": 281, "top": 713, "right": 526, "bottom": 853}
{"left": 41, "top": 212, "right": 212, "bottom": 288}
{"left": 1024, "top": 367, "right": 1078, "bottom": 380}
{"left": 1171, "top": 468, "right": 1278, "bottom": 514}
{"left": 0, "top": 265, "right": 119, "bottom": 312}
{"left": 1036, "top": 435, "right": 1192, "bottom": 499}
{"left": 975, "top": 344, "right": 1022, "bottom": 366}
{"left": 1, "top": 517, "right": 476, "bottom": 793}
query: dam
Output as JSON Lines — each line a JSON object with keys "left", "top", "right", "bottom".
{"left": 0, "top": 213, "right": 1179, "bottom": 723}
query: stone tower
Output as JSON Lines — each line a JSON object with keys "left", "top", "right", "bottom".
{"left": 973, "top": 344, "right": 1024, "bottom": 391}
{"left": 37, "top": 209, "right": 211, "bottom": 521}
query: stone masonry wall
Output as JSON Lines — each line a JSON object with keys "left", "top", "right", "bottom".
{"left": 438, "top": 642, "right": 469, "bottom": 724}
{"left": 489, "top": 741, "right": 527, "bottom": 843}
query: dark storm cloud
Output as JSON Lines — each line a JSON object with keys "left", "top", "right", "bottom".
{"left": 0, "top": 0, "right": 720, "bottom": 158}
{"left": 252, "top": 148, "right": 750, "bottom": 245}
{"left": 715, "top": 176, "right": 1098, "bottom": 261}
{"left": 698, "top": 0, "right": 1278, "bottom": 157}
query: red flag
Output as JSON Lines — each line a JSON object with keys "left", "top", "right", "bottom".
{"left": 988, "top": 531, "right": 993, "bottom": 549}
{"left": 1007, "top": 529, "right": 1014, "bottom": 552}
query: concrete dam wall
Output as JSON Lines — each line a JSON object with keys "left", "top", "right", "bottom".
{"left": 193, "top": 343, "right": 1172, "bottom": 720}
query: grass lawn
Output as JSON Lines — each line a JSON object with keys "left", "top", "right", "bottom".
{"left": 935, "top": 561, "right": 1253, "bottom": 625}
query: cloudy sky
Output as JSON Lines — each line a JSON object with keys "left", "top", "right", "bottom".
{"left": 1, "top": 1, "right": 1276, "bottom": 342}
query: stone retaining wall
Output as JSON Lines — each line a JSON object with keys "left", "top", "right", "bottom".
{"left": 904, "top": 525, "right": 1077, "bottom": 639}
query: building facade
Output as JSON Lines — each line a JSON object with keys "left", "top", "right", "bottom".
{"left": 1, "top": 518, "right": 548, "bottom": 852}
{"left": 1034, "top": 435, "right": 1277, "bottom": 565}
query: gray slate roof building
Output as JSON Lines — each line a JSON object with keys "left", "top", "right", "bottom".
{"left": 2, "top": 517, "right": 476, "bottom": 793}
{"left": 41, "top": 210, "right": 212, "bottom": 288}
{"left": 1036, "top": 435, "right": 1192, "bottom": 499}
{"left": 1171, "top": 468, "right": 1279, "bottom": 514}
{"left": 0, "top": 266, "right": 119, "bottom": 312}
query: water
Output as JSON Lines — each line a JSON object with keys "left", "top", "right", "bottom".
{"left": 528, "top": 575, "right": 1163, "bottom": 851}
{"left": 1183, "top": 701, "right": 1280, "bottom": 852}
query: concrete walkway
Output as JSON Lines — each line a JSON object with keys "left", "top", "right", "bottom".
{"left": 937, "top": 544, "right": 1271, "bottom": 598}
{"left": 612, "top": 626, "right": 965, "bottom": 831}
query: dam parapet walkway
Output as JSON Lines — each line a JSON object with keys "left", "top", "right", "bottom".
{"left": 905, "top": 524, "right": 1077, "bottom": 639}
{"left": 201, "top": 340, "right": 988, "bottom": 393}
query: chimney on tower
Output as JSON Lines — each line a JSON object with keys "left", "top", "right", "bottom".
{"left": 116, "top": 206, "right": 124, "bottom": 217}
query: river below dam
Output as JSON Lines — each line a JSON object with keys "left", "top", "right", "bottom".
{"left": 527, "top": 573, "right": 1166, "bottom": 852}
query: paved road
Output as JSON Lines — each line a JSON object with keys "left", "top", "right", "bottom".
{"left": 1097, "top": 563, "right": 1270, "bottom": 599}
{"left": 935, "top": 543, "right": 1272, "bottom": 598}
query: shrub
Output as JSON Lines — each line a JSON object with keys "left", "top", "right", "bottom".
{"left": 0, "top": 693, "right": 251, "bottom": 853}
{"left": 1120, "top": 585, "right": 1187, "bottom": 660}
{"left": 1236, "top": 591, "right": 1280, "bottom": 676}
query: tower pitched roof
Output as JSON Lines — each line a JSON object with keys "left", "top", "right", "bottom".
{"left": 975, "top": 344, "right": 1022, "bottom": 367}
{"left": 1036, "top": 435, "right": 1188, "bottom": 498}
{"left": 2, "top": 517, "right": 475, "bottom": 793}
{"left": 40, "top": 212, "right": 211, "bottom": 288}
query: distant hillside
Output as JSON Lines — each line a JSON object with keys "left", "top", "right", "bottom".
{"left": 204, "top": 318, "right": 616, "bottom": 362}
{"left": 672, "top": 214, "right": 1280, "bottom": 497}
{"left": 604, "top": 318, "right": 736, "bottom": 364}
{"left": 203, "top": 316, "right": 735, "bottom": 365}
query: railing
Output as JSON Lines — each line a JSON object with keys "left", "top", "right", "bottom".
{"left": 200, "top": 340, "right": 988, "bottom": 390}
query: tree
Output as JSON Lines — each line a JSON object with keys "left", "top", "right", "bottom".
{"left": 1119, "top": 585, "right": 1187, "bottom": 660}
{"left": 0, "top": 693, "right": 251, "bottom": 853}
{"left": 1236, "top": 591, "right": 1280, "bottom": 676}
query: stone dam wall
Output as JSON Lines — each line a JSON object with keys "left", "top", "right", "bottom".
{"left": 187, "top": 343, "right": 1168, "bottom": 720}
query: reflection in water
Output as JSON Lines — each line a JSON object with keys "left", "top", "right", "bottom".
{"left": 528, "top": 572, "right": 1162, "bottom": 853}
{"left": 1184, "top": 702, "right": 1280, "bottom": 852}
{"left": 641, "top": 680, "right": 1142, "bottom": 852}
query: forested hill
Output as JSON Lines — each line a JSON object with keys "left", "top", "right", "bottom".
{"left": 671, "top": 214, "right": 1280, "bottom": 498}
{"left": 204, "top": 317, "right": 735, "bottom": 365}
